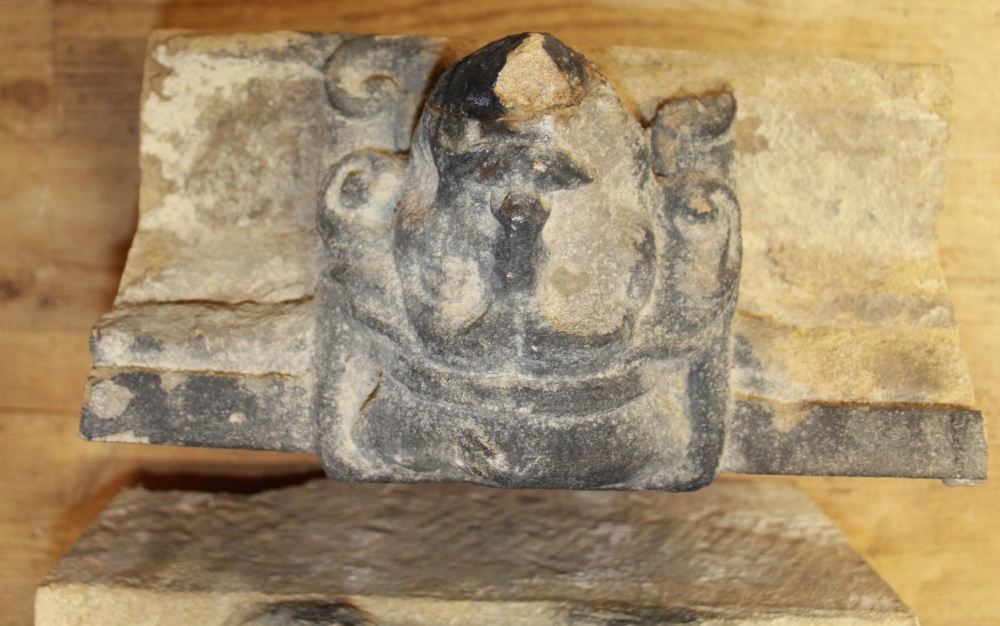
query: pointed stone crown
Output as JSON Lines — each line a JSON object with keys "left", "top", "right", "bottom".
{"left": 428, "top": 32, "right": 588, "bottom": 121}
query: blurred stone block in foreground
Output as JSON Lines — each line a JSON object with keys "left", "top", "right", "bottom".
{"left": 37, "top": 479, "right": 916, "bottom": 625}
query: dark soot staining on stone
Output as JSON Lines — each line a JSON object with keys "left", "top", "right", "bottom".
{"left": 540, "top": 34, "right": 587, "bottom": 89}
{"left": 130, "top": 334, "right": 165, "bottom": 354}
{"left": 339, "top": 170, "right": 372, "bottom": 211}
{"left": 493, "top": 191, "right": 549, "bottom": 291}
{"left": 428, "top": 33, "right": 530, "bottom": 120}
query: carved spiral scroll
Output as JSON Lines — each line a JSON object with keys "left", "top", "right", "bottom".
{"left": 650, "top": 91, "right": 737, "bottom": 181}
{"left": 324, "top": 37, "right": 405, "bottom": 118}
{"left": 324, "top": 36, "right": 444, "bottom": 151}
{"left": 321, "top": 150, "right": 406, "bottom": 225}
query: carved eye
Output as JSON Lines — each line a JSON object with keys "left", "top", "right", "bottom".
{"left": 530, "top": 150, "right": 593, "bottom": 192}
{"left": 672, "top": 176, "right": 737, "bottom": 226}
{"left": 321, "top": 151, "right": 406, "bottom": 225}
{"left": 450, "top": 145, "right": 592, "bottom": 192}
{"left": 666, "top": 175, "right": 740, "bottom": 300}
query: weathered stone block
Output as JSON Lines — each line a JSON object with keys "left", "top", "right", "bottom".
{"left": 80, "top": 31, "right": 986, "bottom": 489}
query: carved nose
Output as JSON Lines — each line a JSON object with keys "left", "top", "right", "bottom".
{"left": 493, "top": 192, "right": 548, "bottom": 292}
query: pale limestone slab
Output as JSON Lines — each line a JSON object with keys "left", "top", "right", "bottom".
{"left": 601, "top": 48, "right": 971, "bottom": 408}
{"left": 91, "top": 301, "right": 315, "bottom": 375}
{"left": 119, "top": 32, "right": 331, "bottom": 305}
{"left": 36, "top": 479, "right": 916, "bottom": 626}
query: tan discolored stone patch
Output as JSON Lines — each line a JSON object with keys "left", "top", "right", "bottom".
{"left": 495, "top": 33, "right": 583, "bottom": 116}
{"left": 85, "top": 380, "right": 134, "bottom": 420}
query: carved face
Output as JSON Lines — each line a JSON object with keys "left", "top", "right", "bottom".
{"left": 316, "top": 33, "right": 741, "bottom": 490}
{"left": 393, "top": 51, "right": 659, "bottom": 376}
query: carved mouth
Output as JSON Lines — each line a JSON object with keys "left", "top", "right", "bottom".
{"left": 392, "top": 354, "right": 651, "bottom": 417}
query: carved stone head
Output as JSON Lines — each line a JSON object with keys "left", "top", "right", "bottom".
{"left": 317, "top": 33, "right": 741, "bottom": 490}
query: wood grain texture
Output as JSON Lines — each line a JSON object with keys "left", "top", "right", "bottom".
{"left": 0, "top": 0, "right": 53, "bottom": 138}
{"left": 1, "top": 1, "right": 998, "bottom": 625}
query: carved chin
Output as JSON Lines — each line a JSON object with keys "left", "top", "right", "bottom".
{"left": 352, "top": 361, "right": 683, "bottom": 489}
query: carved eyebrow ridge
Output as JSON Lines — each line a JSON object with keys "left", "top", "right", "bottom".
{"left": 447, "top": 143, "right": 594, "bottom": 191}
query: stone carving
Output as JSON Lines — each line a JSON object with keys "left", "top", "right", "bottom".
{"left": 314, "top": 34, "right": 740, "bottom": 489}
{"left": 79, "top": 31, "right": 987, "bottom": 489}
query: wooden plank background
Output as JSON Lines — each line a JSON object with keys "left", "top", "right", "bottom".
{"left": 1, "top": 1, "right": 997, "bottom": 624}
